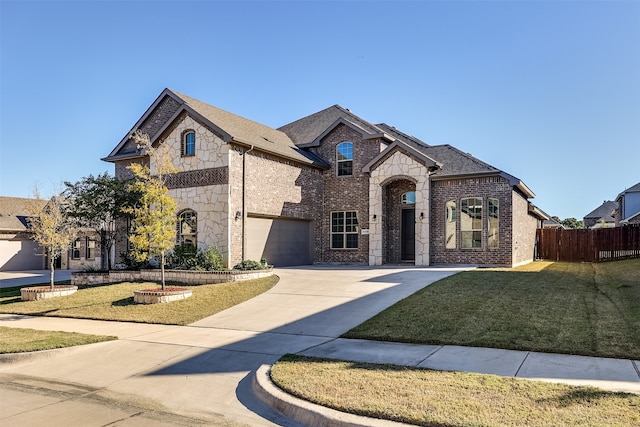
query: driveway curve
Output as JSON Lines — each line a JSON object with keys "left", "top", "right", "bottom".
{"left": 0, "top": 265, "right": 464, "bottom": 426}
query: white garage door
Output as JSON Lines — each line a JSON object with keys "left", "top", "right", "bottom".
{"left": 0, "top": 239, "right": 42, "bottom": 271}
{"left": 246, "top": 217, "right": 312, "bottom": 267}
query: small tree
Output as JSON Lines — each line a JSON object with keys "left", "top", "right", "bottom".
{"left": 26, "top": 191, "right": 76, "bottom": 289}
{"left": 64, "top": 172, "right": 136, "bottom": 270}
{"left": 122, "top": 131, "right": 178, "bottom": 289}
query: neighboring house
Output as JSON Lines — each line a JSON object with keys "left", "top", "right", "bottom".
{"left": 583, "top": 200, "right": 617, "bottom": 229}
{"left": 0, "top": 196, "right": 101, "bottom": 271}
{"left": 0, "top": 197, "right": 45, "bottom": 270}
{"left": 614, "top": 182, "right": 640, "bottom": 226}
{"left": 104, "top": 88, "right": 546, "bottom": 268}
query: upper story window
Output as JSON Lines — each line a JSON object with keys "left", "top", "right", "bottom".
{"left": 402, "top": 191, "right": 416, "bottom": 205}
{"left": 182, "top": 130, "right": 196, "bottom": 156}
{"left": 177, "top": 209, "right": 197, "bottom": 246}
{"left": 461, "top": 197, "right": 482, "bottom": 249}
{"left": 336, "top": 142, "right": 353, "bottom": 176}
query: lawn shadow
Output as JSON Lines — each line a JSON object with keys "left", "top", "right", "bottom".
{"left": 537, "top": 387, "right": 636, "bottom": 407}
{"left": 112, "top": 297, "right": 135, "bottom": 307}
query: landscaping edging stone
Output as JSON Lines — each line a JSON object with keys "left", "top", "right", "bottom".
{"left": 20, "top": 286, "right": 78, "bottom": 301}
{"left": 72, "top": 269, "right": 273, "bottom": 286}
{"left": 133, "top": 288, "right": 193, "bottom": 304}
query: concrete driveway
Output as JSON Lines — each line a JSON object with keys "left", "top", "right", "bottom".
{"left": 0, "top": 270, "right": 74, "bottom": 288}
{"left": 0, "top": 265, "right": 464, "bottom": 426}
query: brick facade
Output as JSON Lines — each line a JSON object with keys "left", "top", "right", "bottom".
{"left": 106, "top": 91, "right": 541, "bottom": 269}
{"left": 430, "top": 176, "right": 515, "bottom": 266}
{"left": 306, "top": 124, "right": 381, "bottom": 264}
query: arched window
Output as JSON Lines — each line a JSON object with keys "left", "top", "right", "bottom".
{"left": 177, "top": 209, "right": 197, "bottom": 246}
{"left": 336, "top": 142, "right": 353, "bottom": 176}
{"left": 401, "top": 191, "right": 416, "bottom": 205}
{"left": 182, "top": 130, "right": 196, "bottom": 156}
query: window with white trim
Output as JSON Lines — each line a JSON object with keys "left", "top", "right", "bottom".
{"left": 336, "top": 142, "right": 353, "bottom": 176}
{"left": 488, "top": 198, "right": 499, "bottom": 249}
{"left": 72, "top": 239, "right": 81, "bottom": 259}
{"left": 461, "top": 197, "right": 482, "bottom": 248}
{"left": 85, "top": 237, "right": 95, "bottom": 259}
{"left": 445, "top": 200, "right": 457, "bottom": 249}
{"left": 331, "top": 211, "right": 358, "bottom": 248}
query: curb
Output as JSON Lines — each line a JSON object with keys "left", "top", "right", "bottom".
{"left": 252, "top": 364, "right": 408, "bottom": 427}
{"left": 0, "top": 341, "right": 114, "bottom": 365}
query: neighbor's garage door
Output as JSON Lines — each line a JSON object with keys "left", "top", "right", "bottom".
{"left": 246, "top": 217, "right": 312, "bottom": 267}
{"left": 0, "top": 239, "right": 42, "bottom": 271}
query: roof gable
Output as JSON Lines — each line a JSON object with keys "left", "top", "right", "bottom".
{"left": 363, "top": 141, "right": 441, "bottom": 173}
{"left": 584, "top": 200, "right": 618, "bottom": 219}
{"left": 104, "top": 89, "right": 324, "bottom": 167}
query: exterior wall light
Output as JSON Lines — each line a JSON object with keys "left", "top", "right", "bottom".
{"left": 235, "top": 211, "right": 242, "bottom": 220}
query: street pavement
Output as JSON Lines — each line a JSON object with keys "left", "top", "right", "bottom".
{"left": 1, "top": 266, "right": 639, "bottom": 427}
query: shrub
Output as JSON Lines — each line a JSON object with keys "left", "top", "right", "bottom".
{"left": 168, "top": 245, "right": 225, "bottom": 271}
{"left": 233, "top": 259, "right": 270, "bottom": 270}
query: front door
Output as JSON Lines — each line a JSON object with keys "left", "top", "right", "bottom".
{"left": 401, "top": 208, "right": 415, "bottom": 261}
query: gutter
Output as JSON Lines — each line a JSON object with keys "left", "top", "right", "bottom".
{"left": 241, "top": 144, "right": 255, "bottom": 261}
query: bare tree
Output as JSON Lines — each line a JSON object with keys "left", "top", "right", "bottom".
{"left": 27, "top": 190, "right": 76, "bottom": 288}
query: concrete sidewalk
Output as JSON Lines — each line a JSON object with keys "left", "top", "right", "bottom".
{"left": 1, "top": 265, "right": 639, "bottom": 427}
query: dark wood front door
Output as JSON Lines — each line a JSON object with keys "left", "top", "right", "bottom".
{"left": 401, "top": 208, "right": 415, "bottom": 261}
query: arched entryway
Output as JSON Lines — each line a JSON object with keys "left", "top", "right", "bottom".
{"left": 383, "top": 179, "right": 416, "bottom": 264}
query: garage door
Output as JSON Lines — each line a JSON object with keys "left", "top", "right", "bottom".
{"left": 0, "top": 239, "right": 42, "bottom": 271}
{"left": 246, "top": 217, "right": 312, "bottom": 267}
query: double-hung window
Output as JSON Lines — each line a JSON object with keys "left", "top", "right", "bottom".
{"left": 461, "top": 197, "right": 482, "bottom": 248}
{"left": 336, "top": 142, "right": 353, "bottom": 176}
{"left": 331, "top": 211, "right": 358, "bottom": 248}
{"left": 72, "top": 239, "right": 81, "bottom": 259}
{"left": 85, "top": 237, "right": 95, "bottom": 259}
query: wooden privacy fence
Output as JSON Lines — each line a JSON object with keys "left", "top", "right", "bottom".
{"left": 536, "top": 224, "right": 640, "bottom": 263}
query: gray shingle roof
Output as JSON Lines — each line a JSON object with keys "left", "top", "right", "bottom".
{"left": 0, "top": 196, "right": 45, "bottom": 232}
{"left": 278, "top": 105, "right": 387, "bottom": 146}
{"left": 584, "top": 200, "right": 617, "bottom": 219}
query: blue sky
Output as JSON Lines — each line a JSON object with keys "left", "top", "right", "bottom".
{"left": 1, "top": 0, "right": 638, "bottom": 220}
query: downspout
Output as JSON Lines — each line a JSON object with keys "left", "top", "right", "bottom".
{"left": 242, "top": 145, "right": 254, "bottom": 261}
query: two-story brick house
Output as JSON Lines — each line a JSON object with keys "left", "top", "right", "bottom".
{"left": 104, "top": 88, "right": 545, "bottom": 268}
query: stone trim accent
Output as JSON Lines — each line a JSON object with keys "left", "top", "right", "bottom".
{"left": 164, "top": 167, "right": 228, "bottom": 189}
{"left": 20, "top": 286, "right": 78, "bottom": 301}
{"left": 72, "top": 269, "right": 273, "bottom": 286}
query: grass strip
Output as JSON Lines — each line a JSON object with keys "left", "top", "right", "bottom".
{"left": 0, "top": 275, "right": 278, "bottom": 325}
{"left": 343, "top": 259, "right": 640, "bottom": 359}
{"left": 271, "top": 354, "right": 640, "bottom": 427}
{"left": 0, "top": 326, "right": 116, "bottom": 354}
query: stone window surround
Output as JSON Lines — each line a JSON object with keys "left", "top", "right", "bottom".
{"left": 182, "top": 129, "right": 196, "bottom": 157}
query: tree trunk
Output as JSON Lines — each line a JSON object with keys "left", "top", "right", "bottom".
{"left": 160, "top": 251, "right": 166, "bottom": 290}
{"left": 49, "top": 249, "right": 55, "bottom": 290}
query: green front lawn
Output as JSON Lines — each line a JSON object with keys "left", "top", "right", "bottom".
{"left": 0, "top": 326, "right": 116, "bottom": 354}
{"left": 0, "top": 275, "right": 278, "bottom": 325}
{"left": 271, "top": 354, "right": 640, "bottom": 427}
{"left": 343, "top": 259, "right": 640, "bottom": 359}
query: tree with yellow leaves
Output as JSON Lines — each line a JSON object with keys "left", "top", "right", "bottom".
{"left": 122, "top": 131, "right": 178, "bottom": 289}
{"left": 27, "top": 191, "right": 76, "bottom": 289}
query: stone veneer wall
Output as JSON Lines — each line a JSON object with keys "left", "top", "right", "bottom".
{"left": 72, "top": 269, "right": 273, "bottom": 286}
{"left": 368, "top": 149, "right": 431, "bottom": 266}
{"left": 430, "top": 176, "right": 515, "bottom": 266}
{"left": 307, "top": 124, "right": 380, "bottom": 263}
{"left": 383, "top": 179, "right": 417, "bottom": 264}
